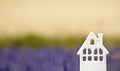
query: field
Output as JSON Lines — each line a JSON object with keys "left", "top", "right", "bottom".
{"left": 0, "top": 34, "right": 119, "bottom": 71}
{"left": 0, "top": 46, "right": 120, "bottom": 71}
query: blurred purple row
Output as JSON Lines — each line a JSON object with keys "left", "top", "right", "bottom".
{"left": 0, "top": 47, "right": 120, "bottom": 71}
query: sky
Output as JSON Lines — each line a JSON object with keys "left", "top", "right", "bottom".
{"left": 0, "top": 0, "right": 120, "bottom": 37}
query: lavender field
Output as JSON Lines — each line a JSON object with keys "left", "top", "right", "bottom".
{"left": 0, "top": 46, "right": 120, "bottom": 71}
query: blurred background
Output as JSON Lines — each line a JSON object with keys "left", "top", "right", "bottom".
{"left": 0, "top": 0, "right": 120, "bottom": 71}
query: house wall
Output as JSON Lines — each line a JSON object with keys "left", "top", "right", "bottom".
{"left": 80, "top": 56, "right": 107, "bottom": 71}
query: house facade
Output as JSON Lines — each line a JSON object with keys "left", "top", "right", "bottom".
{"left": 77, "top": 32, "right": 109, "bottom": 71}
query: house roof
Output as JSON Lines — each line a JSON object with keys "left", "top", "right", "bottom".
{"left": 77, "top": 32, "right": 109, "bottom": 55}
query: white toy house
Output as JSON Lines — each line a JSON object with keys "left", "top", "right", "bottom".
{"left": 77, "top": 32, "right": 109, "bottom": 71}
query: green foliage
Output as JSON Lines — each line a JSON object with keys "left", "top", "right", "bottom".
{"left": 0, "top": 34, "right": 119, "bottom": 48}
{"left": 10, "top": 35, "right": 46, "bottom": 47}
{"left": 0, "top": 34, "right": 46, "bottom": 47}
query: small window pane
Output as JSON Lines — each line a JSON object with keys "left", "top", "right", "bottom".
{"left": 99, "top": 49, "right": 103, "bottom": 54}
{"left": 83, "top": 56, "right": 86, "bottom": 61}
{"left": 100, "top": 56, "right": 103, "bottom": 61}
{"left": 88, "top": 49, "right": 91, "bottom": 54}
{"left": 88, "top": 56, "right": 92, "bottom": 61}
{"left": 90, "top": 39, "right": 95, "bottom": 45}
{"left": 94, "top": 56, "right": 98, "bottom": 61}
{"left": 83, "top": 49, "right": 86, "bottom": 54}
{"left": 94, "top": 49, "right": 97, "bottom": 54}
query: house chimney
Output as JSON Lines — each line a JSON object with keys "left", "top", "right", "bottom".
{"left": 98, "top": 33, "right": 103, "bottom": 45}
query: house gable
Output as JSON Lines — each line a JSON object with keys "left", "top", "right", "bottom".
{"left": 77, "top": 32, "right": 109, "bottom": 55}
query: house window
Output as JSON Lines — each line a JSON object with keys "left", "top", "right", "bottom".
{"left": 99, "top": 48, "right": 103, "bottom": 54}
{"left": 90, "top": 39, "right": 95, "bottom": 45}
{"left": 94, "top": 49, "right": 97, "bottom": 54}
{"left": 94, "top": 56, "right": 98, "bottom": 61}
{"left": 88, "top": 56, "right": 92, "bottom": 61}
{"left": 83, "top": 56, "right": 86, "bottom": 61}
{"left": 83, "top": 49, "right": 86, "bottom": 54}
{"left": 88, "top": 49, "right": 91, "bottom": 54}
{"left": 82, "top": 48, "right": 92, "bottom": 61}
{"left": 93, "top": 48, "right": 103, "bottom": 61}
{"left": 99, "top": 56, "right": 103, "bottom": 61}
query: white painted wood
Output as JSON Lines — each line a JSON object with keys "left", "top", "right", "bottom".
{"left": 77, "top": 32, "right": 109, "bottom": 71}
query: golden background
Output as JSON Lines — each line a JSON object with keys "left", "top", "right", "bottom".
{"left": 0, "top": 0, "right": 120, "bottom": 37}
